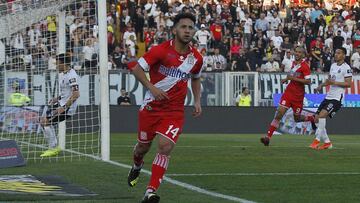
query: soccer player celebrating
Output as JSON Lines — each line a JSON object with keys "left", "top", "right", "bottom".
{"left": 309, "top": 48, "right": 352, "bottom": 150}
{"left": 39, "top": 53, "right": 80, "bottom": 157}
{"left": 261, "top": 46, "right": 314, "bottom": 146}
{"left": 127, "top": 13, "right": 203, "bottom": 203}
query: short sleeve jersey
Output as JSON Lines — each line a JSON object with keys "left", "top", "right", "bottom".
{"left": 284, "top": 60, "right": 311, "bottom": 101}
{"left": 59, "top": 69, "right": 79, "bottom": 115}
{"left": 326, "top": 62, "right": 352, "bottom": 101}
{"left": 137, "top": 40, "right": 203, "bottom": 111}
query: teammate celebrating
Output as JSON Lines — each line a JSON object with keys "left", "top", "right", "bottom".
{"left": 309, "top": 48, "right": 352, "bottom": 150}
{"left": 39, "top": 53, "right": 80, "bottom": 157}
{"left": 261, "top": 47, "right": 314, "bottom": 146}
{"left": 127, "top": 13, "right": 203, "bottom": 203}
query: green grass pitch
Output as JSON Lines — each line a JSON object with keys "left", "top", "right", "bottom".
{"left": 0, "top": 134, "right": 360, "bottom": 203}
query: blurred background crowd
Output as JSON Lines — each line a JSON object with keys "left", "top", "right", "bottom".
{"left": 0, "top": 0, "right": 359, "bottom": 74}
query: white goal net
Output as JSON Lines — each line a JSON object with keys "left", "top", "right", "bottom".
{"left": 0, "top": 0, "right": 109, "bottom": 161}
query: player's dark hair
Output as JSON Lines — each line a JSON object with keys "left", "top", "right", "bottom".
{"left": 57, "top": 53, "right": 72, "bottom": 65}
{"left": 337, "top": 47, "right": 347, "bottom": 55}
{"left": 173, "top": 12, "right": 196, "bottom": 27}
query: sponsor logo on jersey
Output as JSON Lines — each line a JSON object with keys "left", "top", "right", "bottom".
{"left": 159, "top": 65, "right": 192, "bottom": 80}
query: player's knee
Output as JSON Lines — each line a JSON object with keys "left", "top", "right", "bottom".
{"left": 157, "top": 142, "right": 174, "bottom": 155}
{"left": 135, "top": 142, "right": 151, "bottom": 155}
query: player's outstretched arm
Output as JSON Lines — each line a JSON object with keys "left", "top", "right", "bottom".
{"left": 191, "top": 77, "right": 201, "bottom": 117}
{"left": 131, "top": 64, "right": 169, "bottom": 100}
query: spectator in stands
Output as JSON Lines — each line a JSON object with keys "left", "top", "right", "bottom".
{"left": 107, "top": 25, "right": 115, "bottom": 54}
{"left": 333, "top": 30, "right": 344, "bottom": 52}
{"left": 322, "top": 46, "right": 333, "bottom": 72}
{"left": 201, "top": 49, "right": 213, "bottom": 72}
{"left": 210, "top": 17, "right": 223, "bottom": 47}
{"left": 351, "top": 46, "right": 360, "bottom": 73}
{"left": 261, "top": 57, "right": 280, "bottom": 72}
{"left": 194, "top": 24, "right": 211, "bottom": 51}
{"left": 112, "top": 46, "right": 126, "bottom": 69}
{"left": 236, "top": 87, "right": 251, "bottom": 107}
{"left": 343, "top": 38, "right": 353, "bottom": 64}
{"left": 46, "top": 15, "right": 56, "bottom": 39}
{"left": 11, "top": 32, "right": 24, "bottom": 56}
{"left": 271, "top": 30, "right": 283, "bottom": 50}
{"left": 353, "top": 29, "right": 360, "bottom": 49}
{"left": 230, "top": 39, "right": 241, "bottom": 61}
{"left": 281, "top": 50, "right": 294, "bottom": 72}
{"left": 123, "top": 25, "right": 136, "bottom": 48}
{"left": 134, "top": 7, "right": 145, "bottom": 42}
{"left": 28, "top": 24, "right": 41, "bottom": 48}
{"left": 155, "top": 25, "right": 168, "bottom": 45}
{"left": 83, "top": 38, "right": 97, "bottom": 69}
{"left": 255, "top": 13, "right": 268, "bottom": 33}
{"left": 117, "top": 88, "right": 131, "bottom": 105}
{"left": 211, "top": 48, "right": 227, "bottom": 71}
{"left": 311, "top": 39, "right": 324, "bottom": 72}
{"left": 231, "top": 48, "right": 251, "bottom": 71}
{"left": 243, "top": 13, "right": 253, "bottom": 48}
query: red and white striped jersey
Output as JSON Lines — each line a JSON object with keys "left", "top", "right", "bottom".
{"left": 137, "top": 40, "right": 203, "bottom": 111}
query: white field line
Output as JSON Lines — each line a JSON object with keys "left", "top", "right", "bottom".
{"left": 166, "top": 172, "right": 360, "bottom": 177}
{"left": 17, "top": 141, "right": 256, "bottom": 203}
{"left": 112, "top": 144, "right": 345, "bottom": 149}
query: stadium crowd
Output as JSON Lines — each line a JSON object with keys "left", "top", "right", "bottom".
{"left": 1, "top": 0, "right": 360, "bottom": 74}
{"left": 106, "top": 0, "right": 360, "bottom": 73}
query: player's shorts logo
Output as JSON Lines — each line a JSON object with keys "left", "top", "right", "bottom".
{"left": 140, "top": 131, "right": 147, "bottom": 140}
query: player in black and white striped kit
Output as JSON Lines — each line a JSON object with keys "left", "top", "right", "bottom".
{"left": 39, "top": 53, "right": 80, "bottom": 157}
{"left": 309, "top": 47, "right": 352, "bottom": 150}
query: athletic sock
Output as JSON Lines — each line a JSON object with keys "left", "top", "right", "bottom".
{"left": 147, "top": 153, "right": 169, "bottom": 192}
{"left": 44, "top": 126, "right": 57, "bottom": 148}
{"left": 318, "top": 118, "right": 330, "bottom": 143}
{"left": 267, "top": 119, "right": 279, "bottom": 138}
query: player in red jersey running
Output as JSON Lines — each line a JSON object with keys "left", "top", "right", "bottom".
{"left": 261, "top": 46, "right": 315, "bottom": 146}
{"left": 127, "top": 13, "right": 203, "bottom": 203}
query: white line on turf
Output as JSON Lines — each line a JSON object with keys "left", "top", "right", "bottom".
{"left": 112, "top": 145, "right": 345, "bottom": 149}
{"left": 166, "top": 172, "right": 360, "bottom": 177}
{"left": 20, "top": 141, "right": 255, "bottom": 203}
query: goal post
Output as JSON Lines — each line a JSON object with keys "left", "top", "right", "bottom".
{"left": 98, "top": 0, "right": 110, "bottom": 161}
{"left": 0, "top": 0, "right": 110, "bottom": 161}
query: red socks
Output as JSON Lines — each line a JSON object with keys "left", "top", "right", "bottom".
{"left": 147, "top": 153, "right": 170, "bottom": 191}
{"left": 267, "top": 119, "right": 280, "bottom": 138}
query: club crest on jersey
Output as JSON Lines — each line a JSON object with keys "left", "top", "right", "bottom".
{"left": 145, "top": 105, "right": 152, "bottom": 111}
{"left": 179, "top": 56, "right": 185, "bottom": 61}
{"left": 188, "top": 55, "right": 195, "bottom": 65}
